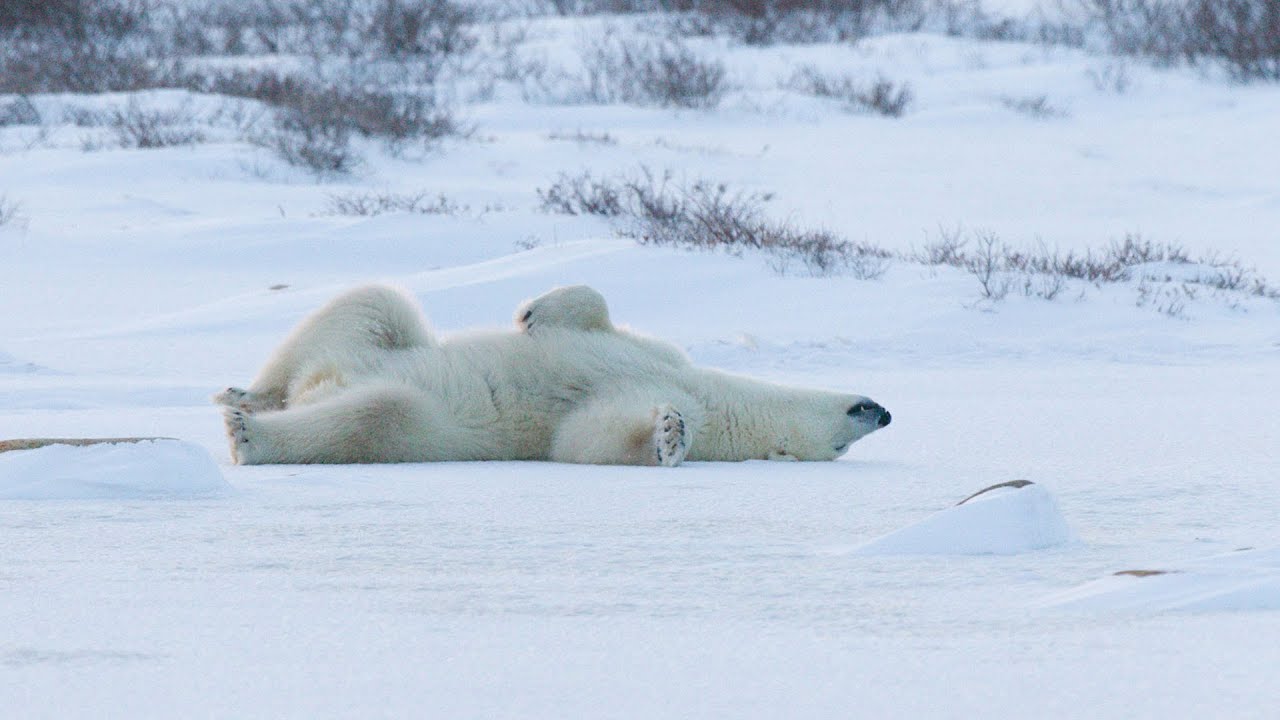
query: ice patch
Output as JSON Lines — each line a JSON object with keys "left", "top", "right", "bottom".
{"left": 0, "top": 439, "right": 230, "bottom": 500}
{"left": 854, "top": 481, "right": 1077, "bottom": 556}
{"left": 1041, "top": 547, "right": 1280, "bottom": 613}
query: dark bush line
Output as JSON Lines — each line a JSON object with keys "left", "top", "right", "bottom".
{"left": 540, "top": 0, "right": 1085, "bottom": 48}
{"left": 187, "top": 68, "right": 461, "bottom": 146}
{"left": 181, "top": 67, "right": 464, "bottom": 175}
{"left": 537, "top": 169, "right": 1280, "bottom": 302}
{"left": 1084, "top": 0, "right": 1280, "bottom": 81}
{"left": 0, "top": 0, "right": 479, "bottom": 95}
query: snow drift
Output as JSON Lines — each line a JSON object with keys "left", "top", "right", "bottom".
{"left": 854, "top": 481, "right": 1077, "bottom": 555}
{"left": 0, "top": 439, "right": 229, "bottom": 500}
{"left": 1042, "top": 547, "right": 1280, "bottom": 613}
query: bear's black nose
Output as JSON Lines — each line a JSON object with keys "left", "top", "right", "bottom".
{"left": 878, "top": 410, "right": 892, "bottom": 427}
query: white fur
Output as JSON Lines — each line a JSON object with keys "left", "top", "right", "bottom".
{"left": 216, "top": 284, "right": 890, "bottom": 465}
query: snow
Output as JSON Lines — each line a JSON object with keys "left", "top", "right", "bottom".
{"left": 4, "top": 4, "right": 1280, "bottom": 718}
{"left": 852, "top": 481, "right": 1077, "bottom": 555}
{"left": 0, "top": 440, "right": 229, "bottom": 500}
{"left": 1043, "top": 547, "right": 1280, "bottom": 613}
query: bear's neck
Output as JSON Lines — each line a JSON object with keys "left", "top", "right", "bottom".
{"left": 687, "top": 369, "right": 832, "bottom": 462}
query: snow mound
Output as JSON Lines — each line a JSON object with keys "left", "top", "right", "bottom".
{"left": 854, "top": 481, "right": 1077, "bottom": 556}
{"left": 1041, "top": 547, "right": 1280, "bottom": 613}
{"left": 0, "top": 439, "right": 230, "bottom": 500}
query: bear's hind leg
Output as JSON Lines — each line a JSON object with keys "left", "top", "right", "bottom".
{"left": 222, "top": 383, "right": 434, "bottom": 464}
{"left": 218, "top": 285, "right": 435, "bottom": 411}
{"left": 516, "top": 285, "right": 613, "bottom": 334}
{"left": 550, "top": 393, "right": 694, "bottom": 467}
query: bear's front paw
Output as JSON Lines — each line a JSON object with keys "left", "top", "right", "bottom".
{"left": 653, "top": 405, "right": 687, "bottom": 467}
{"left": 213, "top": 387, "right": 276, "bottom": 414}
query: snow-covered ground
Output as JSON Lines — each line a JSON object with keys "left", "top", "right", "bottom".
{"left": 2, "top": 5, "right": 1280, "bottom": 718}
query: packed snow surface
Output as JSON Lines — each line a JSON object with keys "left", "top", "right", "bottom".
{"left": 3, "top": 5, "right": 1280, "bottom": 719}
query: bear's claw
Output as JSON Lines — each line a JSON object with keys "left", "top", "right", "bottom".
{"left": 654, "top": 405, "right": 687, "bottom": 467}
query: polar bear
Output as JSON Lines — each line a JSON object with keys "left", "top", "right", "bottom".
{"left": 214, "top": 284, "right": 891, "bottom": 466}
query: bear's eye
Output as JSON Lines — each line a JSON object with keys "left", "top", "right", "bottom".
{"left": 847, "top": 402, "right": 876, "bottom": 415}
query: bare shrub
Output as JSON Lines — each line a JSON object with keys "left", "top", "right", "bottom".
{"left": 538, "top": 167, "right": 890, "bottom": 278}
{"left": 158, "top": 0, "right": 478, "bottom": 69}
{"left": 537, "top": 171, "right": 625, "bottom": 215}
{"left": 106, "top": 100, "right": 205, "bottom": 149}
{"left": 1082, "top": 0, "right": 1188, "bottom": 62}
{"left": 0, "top": 96, "right": 41, "bottom": 126}
{"left": 323, "top": 190, "right": 465, "bottom": 215}
{"left": 688, "top": 0, "right": 930, "bottom": 45}
{"left": 1086, "top": 60, "right": 1133, "bottom": 93}
{"left": 1135, "top": 278, "right": 1191, "bottom": 318}
{"left": 1184, "top": 0, "right": 1280, "bottom": 81}
{"left": 256, "top": 109, "right": 358, "bottom": 177}
{"left": 185, "top": 66, "right": 464, "bottom": 174}
{"left": 547, "top": 129, "right": 618, "bottom": 145}
{"left": 577, "top": 35, "right": 728, "bottom": 108}
{"left": 786, "top": 66, "right": 913, "bottom": 116}
{"left": 771, "top": 233, "right": 892, "bottom": 279}
{"left": 912, "top": 228, "right": 1275, "bottom": 307}
{"left": 189, "top": 68, "right": 461, "bottom": 148}
{"left": 914, "top": 226, "right": 968, "bottom": 267}
{"left": 0, "top": 0, "right": 152, "bottom": 43}
{"left": 61, "top": 106, "right": 109, "bottom": 127}
{"left": 370, "top": 0, "right": 478, "bottom": 61}
{"left": 537, "top": 173, "right": 1276, "bottom": 298}
{"left": 0, "top": 40, "right": 178, "bottom": 95}
{"left": 1000, "top": 94, "right": 1068, "bottom": 119}
{"left": 965, "top": 230, "right": 1012, "bottom": 300}
{"left": 1081, "top": 0, "right": 1280, "bottom": 81}
{"left": 0, "top": 195, "right": 23, "bottom": 228}
{"left": 859, "top": 76, "right": 914, "bottom": 117}
{"left": 0, "top": 0, "right": 182, "bottom": 94}
{"left": 543, "top": 0, "right": 693, "bottom": 14}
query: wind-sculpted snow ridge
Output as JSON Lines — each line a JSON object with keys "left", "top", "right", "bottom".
{"left": 0, "top": 439, "right": 230, "bottom": 500}
{"left": 853, "top": 481, "right": 1078, "bottom": 556}
{"left": 1041, "top": 547, "right": 1280, "bottom": 613}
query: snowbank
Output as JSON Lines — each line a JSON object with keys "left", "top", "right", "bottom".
{"left": 854, "top": 481, "right": 1077, "bottom": 556}
{"left": 1041, "top": 547, "right": 1280, "bottom": 613}
{"left": 0, "top": 439, "right": 230, "bottom": 500}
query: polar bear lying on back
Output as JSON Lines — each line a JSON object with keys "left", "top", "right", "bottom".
{"left": 215, "top": 285, "right": 891, "bottom": 466}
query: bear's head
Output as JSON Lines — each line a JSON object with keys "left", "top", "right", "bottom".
{"left": 768, "top": 393, "right": 891, "bottom": 461}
